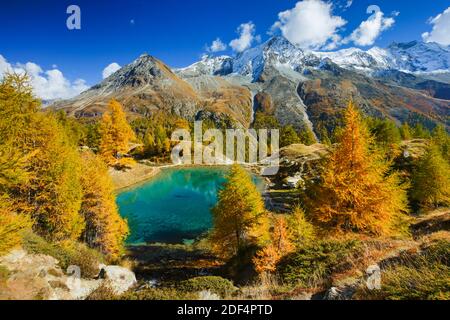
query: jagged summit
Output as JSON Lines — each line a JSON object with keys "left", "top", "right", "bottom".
{"left": 387, "top": 40, "right": 450, "bottom": 73}
{"left": 178, "top": 36, "right": 450, "bottom": 80}
{"left": 99, "top": 54, "right": 176, "bottom": 90}
{"left": 176, "top": 54, "right": 233, "bottom": 78}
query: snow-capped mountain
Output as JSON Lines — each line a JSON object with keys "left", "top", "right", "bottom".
{"left": 177, "top": 36, "right": 316, "bottom": 81}
{"left": 54, "top": 35, "right": 449, "bottom": 137}
{"left": 316, "top": 41, "right": 450, "bottom": 74}
{"left": 313, "top": 47, "right": 392, "bottom": 72}
{"left": 176, "top": 55, "right": 233, "bottom": 78}
{"left": 387, "top": 41, "right": 450, "bottom": 73}
{"left": 179, "top": 36, "right": 450, "bottom": 80}
{"left": 231, "top": 36, "right": 312, "bottom": 79}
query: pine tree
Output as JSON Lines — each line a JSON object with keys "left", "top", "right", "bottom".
{"left": 410, "top": 144, "right": 450, "bottom": 209}
{"left": 298, "top": 127, "right": 316, "bottom": 146}
{"left": 210, "top": 164, "right": 269, "bottom": 258}
{"left": 280, "top": 125, "right": 300, "bottom": 147}
{"left": 413, "top": 123, "right": 431, "bottom": 139}
{"left": 80, "top": 152, "right": 129, "bottom": 260}
{"left": 99, "top": 99, "right": 136, "bottom": 166}
{"left": 400, "top": 123, "right": 412, "bottom": 141}
{"left": 368, "top": 118, "right": 401, "bottom": 146}
{"left": 154, "top": 124, "right": 170, "bottom": 155}
{"left": 431, "top": 124, "right": 450, "bottom": 162}
{"left": 306, "top": 101, "right": 409, "bottom": 236}
{"left": 319, "top": 127, "right": 332, "bottom": 146}
{"left": 143, "top": 130, "right": 156, "bottom": 156}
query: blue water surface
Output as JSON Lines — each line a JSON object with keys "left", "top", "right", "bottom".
{"left": 116, "top": 166, "right": 263, "bottom": 245}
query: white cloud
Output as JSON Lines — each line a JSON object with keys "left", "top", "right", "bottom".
{"left": 208, "top": 38, "right": 227, "bottom": 52}
{"left": 230, "top": 22, "right": 259, "bottom": 52}
{"left": 271, "top": 0, "right": 347, "bottom": 50}
{"left": 422, "top": 7, "right": 450, "bottom": 46}
{"left": 345, "top": 0, "right": 353, "bottom": 9}
{"left": 345, "top": 8, "right": 395, "bottom": 46}
{"left": 102, "top": 62, "right": 121, "bottom": 79}
{"left": 0, "top": 54, "right": 89, "bottom": 100}
{"left": 0, "top": 55, "right": 13, "bottom": 75}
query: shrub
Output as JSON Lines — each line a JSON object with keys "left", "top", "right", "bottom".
{"left": 86, "top": 283, "right": 118, "bottom": 300}
{"left": 59, "top": 240, "right": 104, "bottom": 278}
{"left": 120, "top": 287, "right": 197, "bottom": 300}
{"left": 0, "top": 265, "right": 10, "bottom": 284}
{"left": 22, "top": 232, "right": 103, "bottom": 278}
{"left": 177, "top": 276, "right": 237, "bottom": 298}
{"left": 224, "top": 245, "right": 260, "bottom": 284}
{"left": 278, "top": 239, "right": 362, "bottom": 287}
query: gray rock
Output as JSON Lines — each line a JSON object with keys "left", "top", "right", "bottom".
{"left": 98, "top": 264, "right": 137, "bottom": 295}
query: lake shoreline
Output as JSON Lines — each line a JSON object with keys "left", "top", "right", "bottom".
{"left": 111, "top": 162, "right": 267, "bottom": 192}
{"left": 110, "top": 163, "right": 163, "bottom": 192}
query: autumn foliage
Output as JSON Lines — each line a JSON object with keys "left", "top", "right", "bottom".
{"left": 410, "top": 144, "right": 450, "bottom": 209}
{"left": 306, "top": 101, "right": 409, "bottom": 236}
{"left": 253, "top": 215, "right": 294, "bottom": 274}
{"left": 99, "top": 99, "right": 136, "bottom": 166}
{"left": 0, "top": 74, "right": 128, "bottom": 259}
{"left": 210, "top": 164, "right": 269, "bottom": 259}
{"left": 80, "top": 152, "right": 129, "bottom": 260}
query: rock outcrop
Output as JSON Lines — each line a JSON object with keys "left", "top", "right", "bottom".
{"left": 0, "top": 249, "right": 136, "bottom": 300}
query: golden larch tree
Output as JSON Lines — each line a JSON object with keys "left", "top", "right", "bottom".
{"left": 0, "top": 74, "right": 85, "bottom": 241}
{"left": 80, "top": 152, "right": 129, "bottom": 260}
{"left": 210, "top": 164, "right": 269, "bottom": 259}
{"left": 307, "top": 101, "right": 409, "bottom": 236}
{"left": 253, "top": 215, "right": 294, "bottom": 274}
{"left": 286, "top": 206, "right": 315, "bottom": 247}
{"left": 99, "top": 99, "right": 136, "bottom": 166}
{"left": 0, "top": 141, "right": 32, "bottom": 255}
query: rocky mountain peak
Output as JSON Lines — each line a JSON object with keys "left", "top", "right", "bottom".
{"left": 263, "top": 35, "right": 297, "bottom": 52}
{"left": 389, "top": 40, "right": 419, "bottom": 50}
{"left": 98, "top": 54, "right": 176, "bottom": 90}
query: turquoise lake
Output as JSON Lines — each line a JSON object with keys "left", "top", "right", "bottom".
{"left": 116, "top": 167, "right": 264, "bottom": 244}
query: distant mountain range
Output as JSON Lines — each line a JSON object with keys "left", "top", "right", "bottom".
{"left": 178, "top": 37, "right": 450, "bottom": 80}
{"left": 53, "top": 36, "right": 450, "bottom": 136}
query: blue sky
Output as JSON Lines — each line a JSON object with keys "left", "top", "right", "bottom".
{"left": 1, "top": 0, "right": 450, "bottom": 99}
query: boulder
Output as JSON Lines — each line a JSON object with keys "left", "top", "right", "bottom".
{"left": 0, "top": 249, "right": 103, "bottom": 300}
{"left": 285, "top": 173, "right": 303, "bottom": 189}
{"left": 98, "top": 264, "right": 137, "bottom": 295}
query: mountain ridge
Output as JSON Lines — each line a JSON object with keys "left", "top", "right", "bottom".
{"left": 178, "top": 36, "right": 450, "bottom": 80}
{"left": 53, "top": 36, "right": 450, "bottom": 135}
